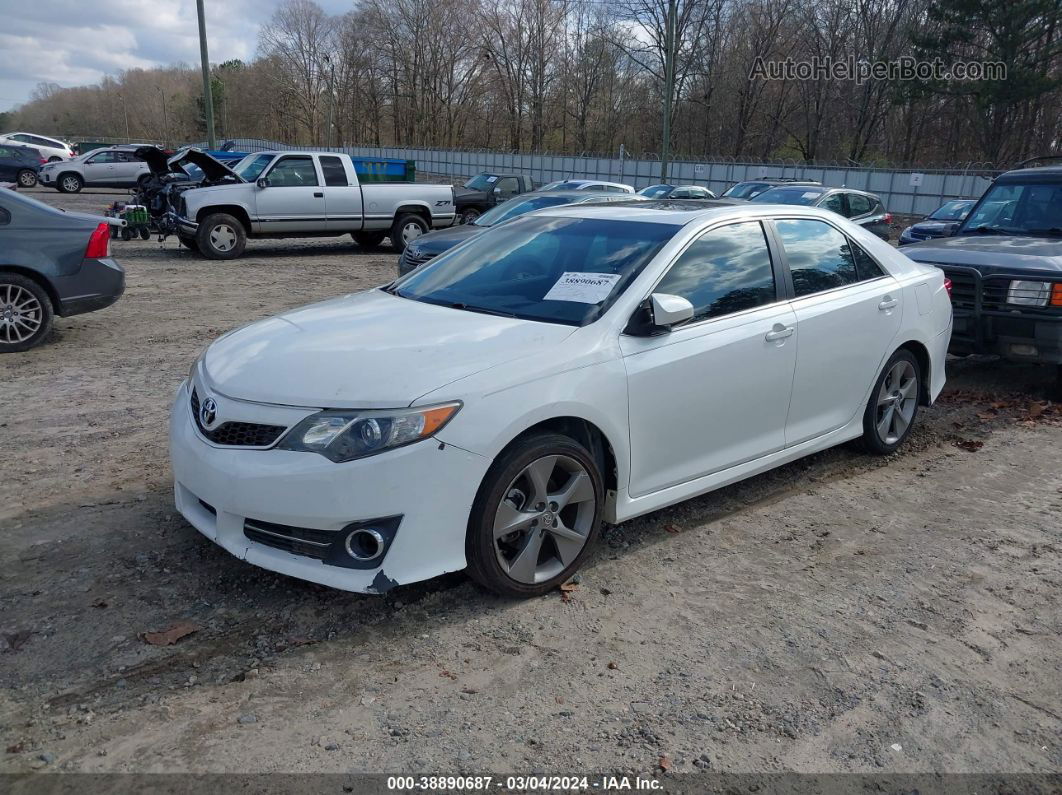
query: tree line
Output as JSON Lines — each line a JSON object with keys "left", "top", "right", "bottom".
{"left": 4, "top": 0, "right": 1061, "bottom": 167}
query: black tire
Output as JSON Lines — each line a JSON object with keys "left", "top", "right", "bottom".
{"left": 353, "top": 231, "right": 387, "bottom": 249}
{"left": 0, "top": 273, "right": 54, "bottom": 353}
{"left": 466, "top": 432, "right": 604, "bottom": 598}
{"left": 56, "top": 172, "right": 83, "bottom": 193}
{"left": 120, "top": 227, "right": 132, "bottom": 241}
{"left": 139, "top": 227, "right": 151, "bottom": 240}
{"left": 389, "top": 213, "right": 429, "bottom": 254}
{"left": 458, "top": 207, "right": 482, "bottom": 225}
{"left": 861, "top": 349, "right": 921, "bottom": 455}
{"left": 16, "top": 169, "right": 37, "bottom": 188}
{"left": 177, "top": 235, "right": 199, "bottom": 251}
{"left": 196, "top": 213, "right": 247, "bottom": 260}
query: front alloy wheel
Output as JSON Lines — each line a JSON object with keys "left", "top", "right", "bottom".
{"left": 862, "top": 349, "right": 921, "bottom": 454}
{"left": 467, "top": 433, "right": 603, "bottom": 597}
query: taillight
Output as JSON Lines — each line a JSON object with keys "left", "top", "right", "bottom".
{"left": 885, "top": 212, "right": 893, "bottom": 225}
{"left": 944, "top": 277, "right": 953, "bottom": 298}
{"left": 39, "top": 157, "right": 47, "bottom": 165}
{"left": 85, "top": 223, "right": 110, "bottom": 259}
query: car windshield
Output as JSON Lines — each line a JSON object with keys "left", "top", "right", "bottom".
{"left": 474, "top": 195, "right": 584, "bottom": 227}
{"left": 959, "top": 182, "right": 1062, "bottom": 235}
{"left": 232, "top": 154, "right": 274, "bottom": 181}
{"left": 638, "top": 185, "right": 673, "bottom": 198}
{"left": 463, "top": 174, "right": 499, "bottom": 191}
{"left": 749, "top": 186, "right": 827, "bottom": 205}
{"left": 722, "top": 182, "right": 772, "bottom": 199}
{"left": 391, "top": 215, "right": 675, "bottom": 326}
{"left": 927, "top": 200, "right": 974, "bottom": 221}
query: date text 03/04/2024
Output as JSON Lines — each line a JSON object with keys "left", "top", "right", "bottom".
{"left": 386, "top": 775, "right": 663, "bottom": 791}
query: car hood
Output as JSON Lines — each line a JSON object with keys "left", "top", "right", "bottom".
{"left": 134, "top": 146, "right": 171, "bottom": 175}
{"left": 406, "top": 223, "right": 484, "bottom": 256}
{"left": 454, "top": 187, "right": 489, "bottom": 203}
{"left": 167, "top": 148, "right": 244, "bottom": 182}
{"left": 902, "top": 234, "right": 1062, "bottom": 275}
{"left": 909, "top": 220, "right": 957, "bottom": 235}
{"left": 203, "top": 289, "right": 576, "bottom": 407}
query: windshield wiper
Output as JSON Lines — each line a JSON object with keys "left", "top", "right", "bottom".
{"left": 1029, "top": 227, "right": 1062, "bottom": 236}
{"left": 968, "top": 226, "right": 1013, "bottom": 235}
{"left": 447, "top": 302, "right": 517, "bottom": 318}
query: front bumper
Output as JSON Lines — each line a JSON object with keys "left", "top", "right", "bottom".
{"left": 39, "top": 171, "right": 54, "bottom": 185}
{"left": 938, "top": 265, "right": 1062, "bottom": 364}
{"left": 169, "top": 381, "right": 489, "bottom": 593}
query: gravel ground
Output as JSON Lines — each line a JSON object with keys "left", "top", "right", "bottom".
{"left": 0, "top": 186, "right": 1059, "bottom": 777}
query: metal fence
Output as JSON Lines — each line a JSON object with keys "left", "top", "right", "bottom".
{"left": 211, "top": 138, "right": 995, "bottom": 216}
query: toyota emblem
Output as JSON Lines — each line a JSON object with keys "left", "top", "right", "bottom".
{"left": 200, "top": 397, "right": 218, "bottom": 428}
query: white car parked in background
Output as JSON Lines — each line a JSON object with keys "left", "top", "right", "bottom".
{"left": 0, "top": 132, "right": 75, "bottom": 162}
{"left": 538, "top": 179, "right": 635, "bottom": 193}
{"left": 170, "top": 202, "right": 952, "bottom": 597}
{"left": 38, "top": 146, "right": 154, "bottom": 193}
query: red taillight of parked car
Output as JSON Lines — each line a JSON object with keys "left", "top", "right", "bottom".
{"left": 885, "top": 212, "right": 893, "bottom": 225}
{"left": 38, "top": 157, "right": 47, "bottom": 165}
{"left": 85, "top": 223, "right": 110, "bottom": 259}
{"left": 944, "top": 277, "right": 953, "bottom": 298}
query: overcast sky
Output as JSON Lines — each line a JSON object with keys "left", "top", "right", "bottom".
{"left": 0, "top": 0, "right": 353, "bottom": 112}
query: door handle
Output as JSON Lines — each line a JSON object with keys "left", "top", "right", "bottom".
{"left": 878, "top": 296, "right": 898, "bottom": 310}
{"left": 764, "top": 325, "right": 794, "bottom": 342}
{"left": 313, "top": 192, "right": 324, "bottom": 198}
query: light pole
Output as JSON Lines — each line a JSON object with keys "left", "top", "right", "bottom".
{"left": 660, "top": 0, "right": 676, "bottom": 183}
{"left": 118, "top": 93, "right": 130, "bottom": 140}
{"left": 196, "top": 0, "right": 216, "bottom": 149}
{"left": 157, "top": 86, "right": 169, "bottom": 145}
{"left": 323, "top": 54, "right": 336, "bottom": 147}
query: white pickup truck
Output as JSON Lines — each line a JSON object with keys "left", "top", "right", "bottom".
{"left": 172, "top": 150, "right": 456, "bottom": 259}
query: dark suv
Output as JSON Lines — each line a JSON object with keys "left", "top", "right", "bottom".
{"left": 901, "top": 158, "right": 1062, "bottom": 391}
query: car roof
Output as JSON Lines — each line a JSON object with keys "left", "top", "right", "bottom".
{"left": 531, "top": 198, "right": 808, "bottom": 226}
{"left": 996, "top": 164, "right": 1062, "bottom": 182}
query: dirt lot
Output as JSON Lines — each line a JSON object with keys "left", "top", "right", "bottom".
{"left": 0, "top": 186, "right": 1059, "bottom": 777}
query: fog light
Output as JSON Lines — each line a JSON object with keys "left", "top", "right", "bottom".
{"left": 345, "top": 528, "right": 385, "bottom": 561}
{"left": 1010, "top": 343, "right": 1038, "bottom": 357}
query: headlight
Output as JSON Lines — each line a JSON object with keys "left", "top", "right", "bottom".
{"left": 278, "top": 402, "right": 461, "bottom": 462}
{"left": 1006, "top": 280, "right": 1050, "bottom": 306}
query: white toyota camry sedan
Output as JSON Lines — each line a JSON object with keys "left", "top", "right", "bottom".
{"left": 170, "top": 201, "right": 952, "bottom": 597}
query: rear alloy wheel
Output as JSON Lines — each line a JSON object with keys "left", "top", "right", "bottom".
{"left": 458, "top": 208, "right": 481, "bottom": 225}
{"left": 57, "top": 173, "right": 83, "bottom": 193}
{"left": 862, "top": 349, "right": 921, "bottom": 454}
{"left": 389, "top": 213, "right": 429, "bottom": 254}
{"left": 0, "top": 274, "right": 53, "bottom": 353}
{"left": 196, "top": 213, "right": 247, "bottom": 260}
{"left": 16, "top": 169, "right": 37, "bottom": 188}
{"left": 467, "top": 433, "right": 603, "bottom": 597}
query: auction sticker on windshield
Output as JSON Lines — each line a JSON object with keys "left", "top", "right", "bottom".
{"left": 543, "top": 272, "right": 622, "bottom": 303}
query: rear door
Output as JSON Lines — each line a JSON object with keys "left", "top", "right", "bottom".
{"left": 844, "top": 192, "right": 889, "bottom": 239}
{"left": 112, "top": 150, "right": 145, "bottom": 185}
{"left": 772, "top": 218, "right": 902, "bottom": 446}
{"left": 319, "top": 155, "right": 363, "bottom": 233}
{"left": 255, "top": 154, "right": 326, "bottom": 233}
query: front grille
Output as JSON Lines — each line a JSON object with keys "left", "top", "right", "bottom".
{"left": 399, "top": 248, "right": 436, "bottom": 272}
{"left": 939, "top": 267, "right": 977, "bottom": 310}
{"left": 190, "top": 388, "right": 286, "bottom": 448}
{"left": 244, "top": 518, "right": 337, "bottom": 560}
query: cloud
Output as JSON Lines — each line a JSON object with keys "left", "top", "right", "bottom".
{"left": 0, "top": 0, "right": 354, "bottom": 111}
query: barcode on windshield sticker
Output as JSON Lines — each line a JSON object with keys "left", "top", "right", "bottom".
{"left": 543, "top": 272, "right": 622, "bottom": 304}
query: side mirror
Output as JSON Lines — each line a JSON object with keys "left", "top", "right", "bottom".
{"left": 256, "top": 177, "right": 269, "bottom": 189}
{"left": 626, "top": 293, "right": 694, "bottom": 335}
{"left": 650, "top": 293, "right": 694, "bottom": 327}
{"left": 493, "top": 187, "right": 501, "bottom": 195}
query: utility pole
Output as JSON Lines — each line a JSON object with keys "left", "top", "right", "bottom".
{"left": 157, "top": 86, "right": 169, "bottom": 146}
{"left": 323, "top": 54, "right": 336, "bottom": 147}
{"left": 660, "top": 0, "right": 676, "bottom": 183}
{"left": 118, "top": 93, "right": 130, "bottom": 140}
{"left": 196, "top": 0, "right": 216, "bottom": 150}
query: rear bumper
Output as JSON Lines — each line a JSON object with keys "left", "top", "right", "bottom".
{"left": 54, "top": 257, "right": 125, "bottom": 317}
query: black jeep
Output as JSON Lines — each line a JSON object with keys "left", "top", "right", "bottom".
{"left": 902, "top": 158, "right": 1062, "bottom": 394}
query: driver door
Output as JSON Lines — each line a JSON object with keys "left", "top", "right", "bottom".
{"left": 82, "top": 151, "right": 118, "bottom": 185}
{"left": 255, "top": 155, "right": 326, "bottom": 233}
{"left": 621, "top": 221, "right": 797, "bottom": 497}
